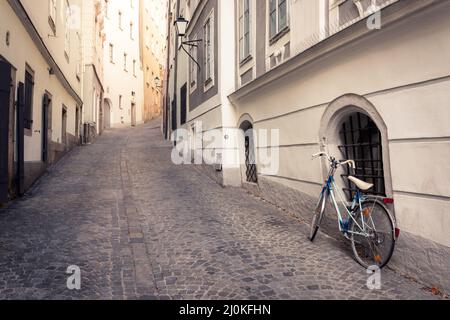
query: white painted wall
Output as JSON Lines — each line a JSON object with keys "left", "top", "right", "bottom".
{"left": 1, "top": 0, "right": 82, "bottom": 161}
{"left": 103, "top": 0, "right": 144, "bottom": 127}
{"left": 231, "top": 2, "right": 450, "bottom": 247}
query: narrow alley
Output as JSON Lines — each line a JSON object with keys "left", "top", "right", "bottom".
{"left": 0, "top": 121, "right": 437, "bottom": 300}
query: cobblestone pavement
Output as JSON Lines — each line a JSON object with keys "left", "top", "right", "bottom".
{"left": 0, "top": 120, "right": 439, "bottom": 300}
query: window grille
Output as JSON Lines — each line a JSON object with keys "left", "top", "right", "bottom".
{"left": 339, "top": 112, "right": 385, "bottom": 199}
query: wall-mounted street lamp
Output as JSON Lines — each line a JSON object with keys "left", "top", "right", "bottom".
{"left": 175, "top": 16, "right": 189, "bottom": 37}
{"left": 175, "top": 16, "right": 202, "bottom": 71}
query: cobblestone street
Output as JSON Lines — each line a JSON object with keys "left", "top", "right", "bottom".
{"left": 0, "top": 120, "right": 438, "bottom": 300}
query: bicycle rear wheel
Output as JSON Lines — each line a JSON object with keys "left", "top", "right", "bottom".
{"left": 350, "top": 201, "right": 396, "bottom": 269}
{"left": 309, "top": 189, "right": 327, "bottom": 242}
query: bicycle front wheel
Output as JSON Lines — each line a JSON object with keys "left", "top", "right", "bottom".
{"left": 350, "top": 201, "right": 396, "bottom": 269}
{"left": 309, "top": 189, "right": 327, "bottom": 242}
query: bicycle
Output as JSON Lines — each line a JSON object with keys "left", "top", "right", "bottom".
{"left": 309, "top": 152, "right": 398, "bottom": 269}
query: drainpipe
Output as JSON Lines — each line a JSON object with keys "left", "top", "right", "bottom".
{"left": 164, "top": 0, "right": 172, "bottom": 139}
{"left": 171, "top": 0, "right": 181, "bottom": 142}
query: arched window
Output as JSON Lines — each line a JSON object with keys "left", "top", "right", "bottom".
{"left": 339, "top": 112, "right": 385, "bottom": 198}
{"left": 240, "top": 121, "right": 258, "bottom": 183}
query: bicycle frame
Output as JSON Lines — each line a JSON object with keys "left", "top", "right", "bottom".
{"left": 321, "top": 165, "right": 369, "bottom": 237}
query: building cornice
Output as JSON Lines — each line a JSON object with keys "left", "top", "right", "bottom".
{"left": 86, "top": 64, "right": 105, "bottom": 93}
{"left": 229, "top": 0, "right": 447, "bottom": 103}
{"left": 8, "top": 0, "right": 83, "bottom": 106}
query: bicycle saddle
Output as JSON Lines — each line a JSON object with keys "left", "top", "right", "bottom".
{"left": 348, "top": 176, "right": 374, "bottom": 191}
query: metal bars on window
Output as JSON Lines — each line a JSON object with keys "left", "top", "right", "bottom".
{"left": 245, "top": 136, "right": 258, "bottom": 183}
{"left": 339, "top": 112, "right": 386, "bottom": 199}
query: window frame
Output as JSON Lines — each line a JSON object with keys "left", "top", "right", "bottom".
{"left": 109, "top": 43, "right": 114, "bottom": 63}
{"left": 239, "top": 0, "right": 252, "bottom": 63}
{"left": 48, "top": 0, "right": 57, "bottom": 35}
{"left": 64, "top": 0, "right": 71, "bottom": 62}
{"left": 118, "top": 11, "right": 123, "bottom": 30}
{"left": 123, "top": 53, "right": 128, "bottom": 72}
{"left": 268, "top": 0, "right": 289, "bottom": 42}
{"left": 203, "top": 9, "right": 215, "bottom": 92}
{"left": 24, "top": 65, "right": 35, "bottom": 131}
{"left": 189, "top": 34, "right": 198, "bottom": 93}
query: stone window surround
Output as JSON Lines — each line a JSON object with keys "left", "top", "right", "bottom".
{"left": 48, "top": 0, "right": 57, "bottom": 35}
{"left": 265, "top": 0, "right": 290, "bottom": 72}
{"left": 236, "top": 0, "right": 257, "bottom": 88}
{"left": 203, "top": 8, "right": 215, "bottom": 93}
{"left": 268, "top": 0, "right": 290, "bottom": 44}
{"left": 230, "top": 0, "right": 434, "bottom": 103}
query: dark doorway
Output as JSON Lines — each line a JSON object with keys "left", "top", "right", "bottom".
{"left": 131, "top": 103, "right": 137, "bottom": 127}
{"left": 339, "top": 112, "right": 386, "bottom": 198}
{"left": 42, "top": 94, "right": 51, "bottom": 163}
{"left": 103, "top": 99, "right": 111, "bottom": 130}
{"left": 62, "top": 106, "right": 67, "bottom": 148}
{"left": 16, "top": 83, "right": 25, "bottom": 196}
{"left": 180, "top": 84, "right": 187, "bottom": 125}
{"left": 171, "top": 98, "right": 177, "bottom": 131}
{"left": 240, "top": 121, "right": 258, "bottom": 184}
{"left": 75, "top": 106, "right": 80, "bottom": 144}
{"left": 0, "top": 60, "right": 12, "bottom": 202}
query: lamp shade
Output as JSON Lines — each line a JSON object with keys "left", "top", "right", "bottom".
{"left": 175, "top": 16, "right": 189, "bottom": 37}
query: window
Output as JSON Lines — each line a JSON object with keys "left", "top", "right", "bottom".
{"left": 189, "top": 35, "right": 198, "bottom": 90}
{"left": 269, "top": 0, "right": 289, "bottom": 40}
{"left": 203, "top": 12, "right": 214, "bottom": 87}
{"left": 76, "top": 32, "right": 82, "bottom": 79}
{"left": 119, "top": 95, "right": 123, "bottom": 109}
{"left": 123, "top": 53, "right": 128, "bottom": 71}
{"left": 339, "top": 112, "right": 386, "bottom": 199}
{"left": 24, "top": 67, "right": 34, "bottom": 130}
{"left": 118, "top": 11, "right": 123, "bottom": 30}
{"left": 338, "top": 0, "right": 361, "bottom": 26}
{"left": 239, "top": 0, "right": 251, "bottom": 62}
{"left": 105, "top": 0, "right": 109, "bottom": 18}
{"left": 109, "top": 44, "right": 114, "bottom": 63}
{"left": 64, "top": 0, "right": 71, "bottom": 61}
{"left": 48, "top": 0, "right": 57, "bottom": 34}
{"left": 133, "top": 60, "right": 136, "bottom": 76}
{"left": 130, "top": 22, "right": 134, "bottom": 40}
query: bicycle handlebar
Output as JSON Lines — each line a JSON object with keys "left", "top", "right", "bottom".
{"left": 312, "top": 152, "right": 330, "bottom": 160}
{"left": 312, "top": 152, "right": 355, "bottom": 169}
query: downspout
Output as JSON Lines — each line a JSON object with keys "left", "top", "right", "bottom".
{"left": 172, "top": 0, "right": 181, "bottom": 140}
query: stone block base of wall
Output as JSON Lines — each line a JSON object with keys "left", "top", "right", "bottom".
{"left": 195, "top": 164, "right": 224, "bottom": 186}
{"left": 23, "top": 161, "right": 47, "bottom": 191}
{"left": 244, "top": 175, "right": 450, "bottom": 294}
{"left": 22, "top": 135, "right": 79, "bottom": 195}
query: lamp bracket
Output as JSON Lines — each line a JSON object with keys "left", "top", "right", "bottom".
{"left": 178, "top": 39, "right": 203, "bottom": 71}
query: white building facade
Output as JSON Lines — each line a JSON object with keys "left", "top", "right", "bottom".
{"left": 166, "top": 0, "right": 450, "bottom": 292}
{"left": 103, "top": 0, "right": 144, "bottom": 128}
{"left": 0, "top": 0, "right": 84, "bottom": 198}
{"left": 81, "top": 0, "right": 106, "bottom": 139}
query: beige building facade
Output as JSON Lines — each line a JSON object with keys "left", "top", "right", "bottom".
{"left": 166, "top": 0, "right": 450, "bottom": 291}
{"left": 0, "top": 0, "right": 85, "bottom": 199}
{"left": 141, "top": 0, "right": 167, "bottom": 123}
{"left": 81, "top": 0, "right": 106, "bottom": 139}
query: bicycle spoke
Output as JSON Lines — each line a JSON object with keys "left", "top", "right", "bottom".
{"left": 350, "top": 201, "right": 396, "bottom": 268}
